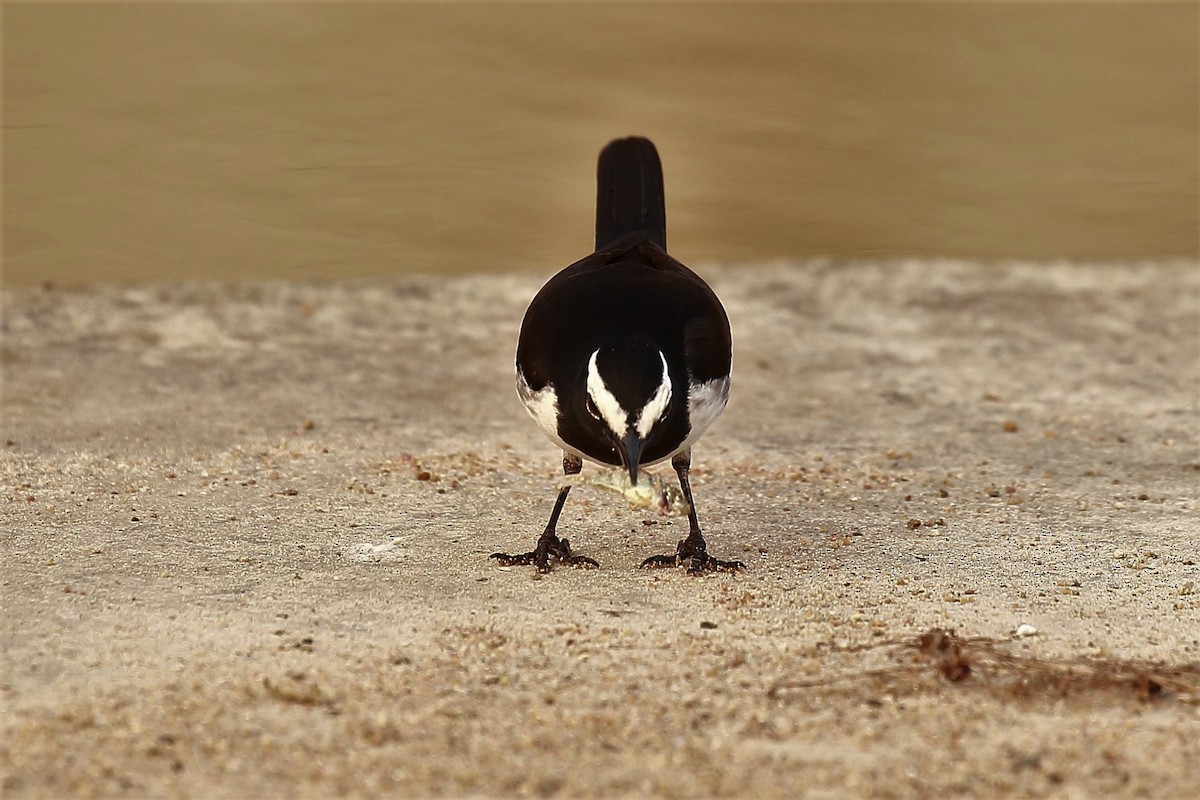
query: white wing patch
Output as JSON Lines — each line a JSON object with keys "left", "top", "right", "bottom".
{"left": 675, "top": 376, "right": 730, "bottom": 455}
{"left": 635, "top": 351, "right": 672, "bottom": 439}
{"left": 586, "top": 350, "right": 629, "bottom": 439}
{"left": 517, "top": 370, "right": 573, "bottom": 453}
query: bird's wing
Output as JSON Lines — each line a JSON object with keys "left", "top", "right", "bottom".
{"left": 681, "top": 314, "right": 732, "bottom": 385}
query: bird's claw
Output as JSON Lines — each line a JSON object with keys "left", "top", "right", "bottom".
{"left": 491, "top": 535, "right": 599, "bottom": 573}
{"left": 639, "top": 538, "right": 746, "bottom": 575}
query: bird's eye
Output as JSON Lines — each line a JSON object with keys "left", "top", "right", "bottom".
{"left": 585, "top": 396, "right": 601, "bottom": 420}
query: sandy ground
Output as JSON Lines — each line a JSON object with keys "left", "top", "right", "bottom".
{"left": 2, "top": 261, "right": 1198, "bottom": 798}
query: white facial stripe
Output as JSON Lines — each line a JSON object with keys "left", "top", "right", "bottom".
{"left": 586, "top": 350, "right": 629, "bottom": 438}
{"left": 635, "top": 351, "right": 672, "bottom": 438}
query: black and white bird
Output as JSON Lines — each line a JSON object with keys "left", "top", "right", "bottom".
{"left": 491, "top": 137, "right": 743, "bottom": 574}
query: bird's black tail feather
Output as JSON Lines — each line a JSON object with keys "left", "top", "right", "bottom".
{"left": 595, "top": 136, "right": 667, "bottom": 251}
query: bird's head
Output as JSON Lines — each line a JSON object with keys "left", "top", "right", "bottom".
{"left": 582, "top": 337, "right": 677, "bottom": 484}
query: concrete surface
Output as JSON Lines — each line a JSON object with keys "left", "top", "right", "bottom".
{"left": 2, "top": 261, "right": 1198, "bottom": 798}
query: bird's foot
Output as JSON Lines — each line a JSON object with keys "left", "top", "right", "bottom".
{"left": 490, "top": 533, "right": 599, "bottom": 573}
{"left": 640, "top": 536, "right": 745, "bottom": 575}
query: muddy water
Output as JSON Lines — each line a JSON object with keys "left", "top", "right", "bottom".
{"left": 4, "top": 3, "right": 1197, "bottom": 286}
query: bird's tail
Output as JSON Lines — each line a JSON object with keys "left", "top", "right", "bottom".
{"left": 594, "top": 136, "right": 667, "bottom": 252}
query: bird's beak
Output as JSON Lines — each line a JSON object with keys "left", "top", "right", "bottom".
{"left": 620, "top": 429, "right": 644, "bottom": 485}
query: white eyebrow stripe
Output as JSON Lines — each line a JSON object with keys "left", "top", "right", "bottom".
{"left": 635, "top": 351, "right": 672, "bottom": 439}
{"left": 586, "top": 350, "right": 628, "bottom": 439}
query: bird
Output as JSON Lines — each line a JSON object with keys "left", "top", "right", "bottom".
{"left": 490, "top": 136, "right": 743, "bottom": 575}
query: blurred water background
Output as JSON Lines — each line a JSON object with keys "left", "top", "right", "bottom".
{"left": 4, "top": 3, "right": 1197, "bottom": 286}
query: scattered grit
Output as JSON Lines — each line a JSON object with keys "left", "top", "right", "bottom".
{"left": 2, "top": 260, "right": 1198, "bottom": 798}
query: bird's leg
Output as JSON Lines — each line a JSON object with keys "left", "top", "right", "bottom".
{"left": 491, "top": 454, "right": 599, "bottom": 573}
{"left": 640, "top": 450, "right": 745, "bottom": 575}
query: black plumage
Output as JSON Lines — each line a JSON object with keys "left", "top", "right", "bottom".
{"left": 492, "top": 137, "right": 742, "bottom": 574}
